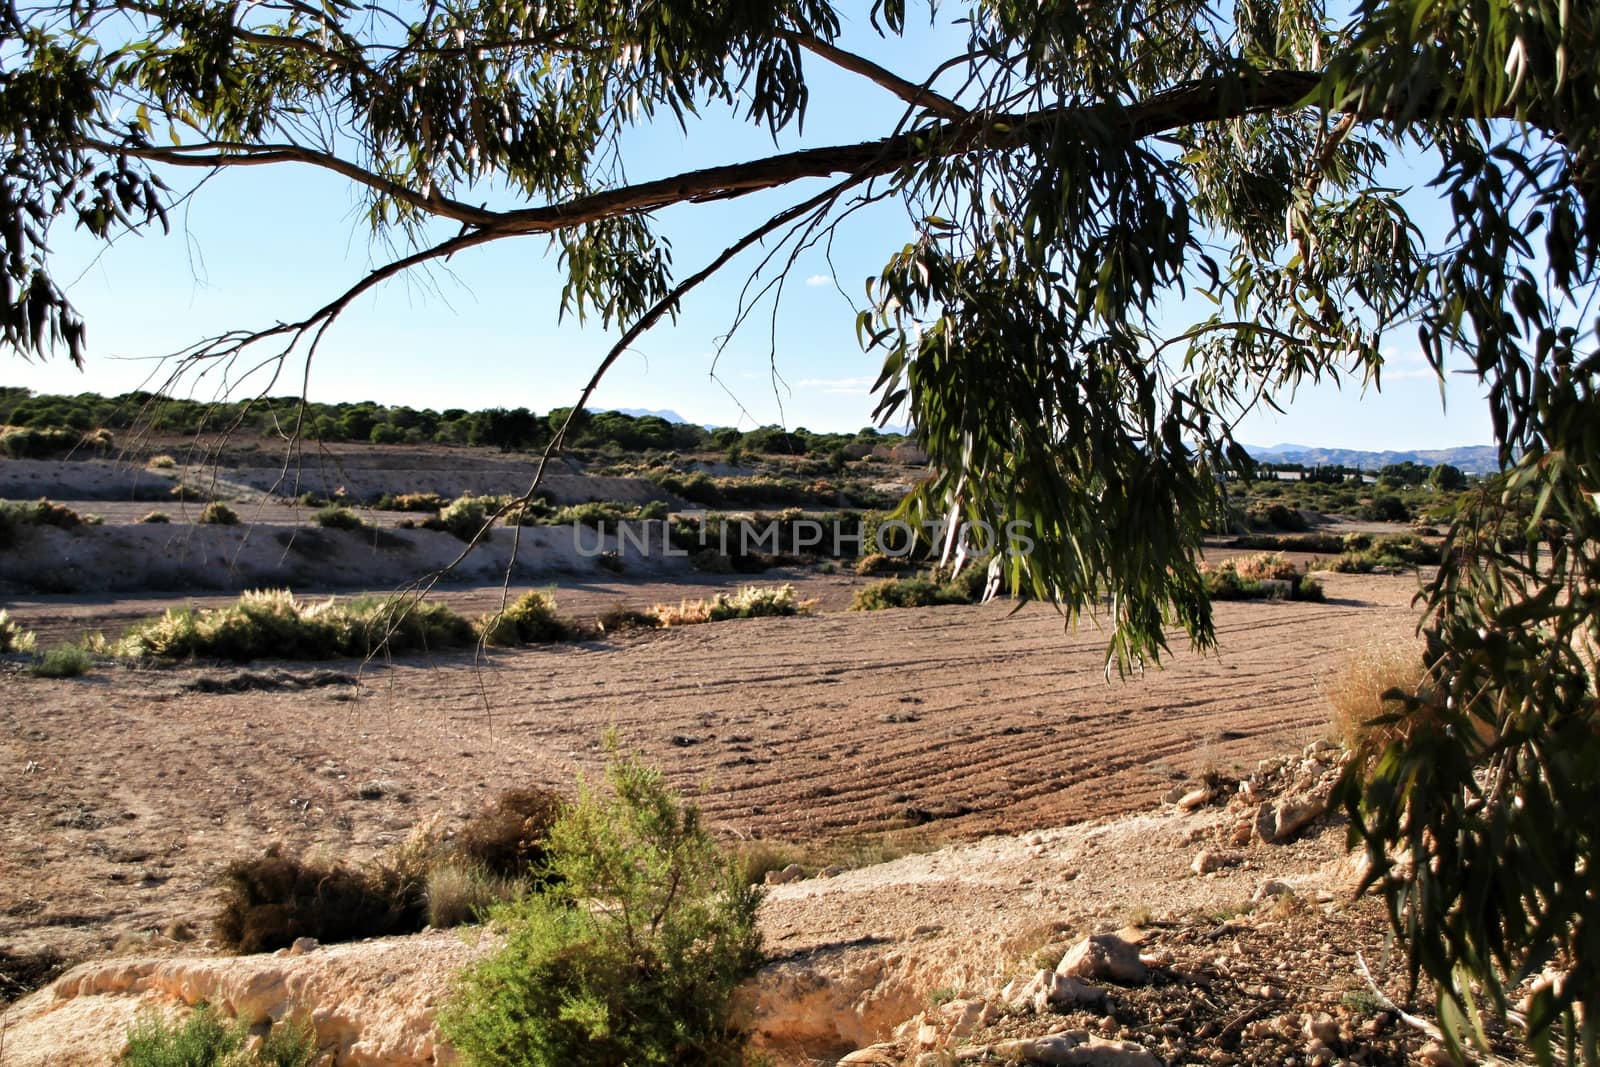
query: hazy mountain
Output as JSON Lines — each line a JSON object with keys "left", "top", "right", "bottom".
{"left": 613, "top": 407, "right": 688, "bottom": 423}
{"left": 1244, "top": 443, "right": 1500, "bottom": 473}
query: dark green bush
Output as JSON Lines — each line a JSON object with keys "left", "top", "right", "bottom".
{"left": 851, "top": 576, "right": 970, "bottom": 610}
{"left": 441, "top": 494, "right": 497, "bottom": 540}
{"left": 31, "top": 646, "right": 92, "bottom": 678}
{"left": 596, "top": 604, "right": 661, "bottom": 633}
{"left": 478, "top": 591, "right": 579, "bottom": 645}
{"left": 198, "top": 501, "right": 239, "bottom": 525}
{"left": 376, "top": 492, "right": 447, "bottom": 512}
{"left": 0, "top": 425, "right": 78, "bottom": 459}
{"left": 440, "top": 750, "right": 763, "bottom": 1067}
{"left": 312, "top": 505, "right": 369, "bottom": 531}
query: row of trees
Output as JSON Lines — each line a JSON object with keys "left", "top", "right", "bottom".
{"left": 0, "top": 388, "right": 902, "bottom": 458}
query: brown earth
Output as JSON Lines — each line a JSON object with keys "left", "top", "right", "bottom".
{"left": 0, "top": 570, "right": 1417, "bottom": 975}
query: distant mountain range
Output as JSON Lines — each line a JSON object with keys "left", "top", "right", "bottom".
{"left": 1244, "top": 443, "right": 1499, "bottom": 473}
{"left": 613, "top": 408, "right": 689, "bottom": 423}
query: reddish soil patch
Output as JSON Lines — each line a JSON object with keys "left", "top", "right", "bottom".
{"left": 0, "top": 571, "right": 1415, "bottom": 969}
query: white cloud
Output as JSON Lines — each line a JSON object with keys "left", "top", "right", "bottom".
{"left": 804, "top": 274, "right": 831, "bottom": 287}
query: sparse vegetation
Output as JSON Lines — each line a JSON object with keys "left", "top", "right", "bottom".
{"left": 1199, "top": 555, "right": 1327, "bottom": 602}
{"left": 596, "top": 603, "right": 661, "bottom": 633}
{"left": 145, "top": 454, "right": 176, "bottom": 470}
{"left": 0, "top": 609, "right": 37, "bottom": 654}
{"left": 121, "top": 1004, "right": 317, "bottom": 1066}
{"left": 312, "top": 505, "right": 369, "bottom": 531}
{"left": 450, "top": 786, "right": 567, "bottom": 880}
{"left": 440, "top": 494, "right": 497, "bottom": 540}
{"left": 425, "top": 863, "right": 522, "bottom": 930}
{"left": 854, "top": 552, "right": 897, "bottom": 576}
{"left": 1324, "top": 534, "right": 1444, "bottom": 573}
{"left": 139, "top": 510, "right": 171, "bottom": 523}
{"left": 197, "top": 501, "right": 239, "bottom": 525}
{"left": 440, "top": 748, "right": 763, "bottom": 1067}
{"left": 478, "top": 591, "right": 581, "bottom": 646}
{"left": 651, "top": 583, "right": 811, "bottom": 626}
{"left": 1324, "top": 641, "right": 1430, "bottom": 754}
{"left": 852, "top": 575, "right": 973, "bottom": 611}
{"left": 31, "top": 646, "right": 91, "bottom": 678}
{"left": 113, "top": 589, "right": 477, "bottom": 662}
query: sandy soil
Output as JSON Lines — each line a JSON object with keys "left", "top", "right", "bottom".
{"left": 0, "top": 570, "right": 1417, "bottom": 970}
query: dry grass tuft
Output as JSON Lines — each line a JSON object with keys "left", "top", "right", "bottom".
{"left": 651, "top": 583, "right": 813, "bottom": 626}
{"left": 425, "top": 862, "right": 521, "bottom": 929}
{"left": 1323, "top": 640, "right": 1428, "bottom": 752}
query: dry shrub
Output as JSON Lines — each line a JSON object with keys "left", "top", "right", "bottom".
{"left": 597, "top": 603, "right": 661, "bottom": 633}
{"left": 1324, "top": 641, "right": 1429, "bottom": 752}
{"left": 145, "top": 453, "right": 177, "bottom": 469}
{"left": 139, "top": 510, "right": 171, "bottom": 524}
{"left": 214, "top": 845, "right": 426, "bottom": 953}
{"left": 1228, "top": 551, "right": 1299, "bottom": 581}
{"left": 651, "top": 583, "right": 812, "bottom": 626}
{"left": 451, "top": 785, "right": 567, "bottom": 879}
{"left": 0, "top": 609, "right": 37, "bottom": 654}
{"left": 652, "top": 597, "right": 714, "bottom": 626}
{"left": 425, "top": 862, "right": 520, "bottom": 929}
{"left": 731, "top": 839, "right": 810, "bottom": 886}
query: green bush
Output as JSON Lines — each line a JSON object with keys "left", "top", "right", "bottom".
{"left": 440, "top": 749, "right": 763, "bottom": 1067}
{"left": 478, "top": 591, "right": 578, "bottom": 646}
{"left": 121, "top": 1003, "right": 316, "bottom": 1066}
{"left": 0, "top": 497, "right": 86, "bottom": 530}
{"left": 198, "top": 501, "right": 239, "bottom": 525}
{"left": 114, "top": 590, "right": 477, "bottom": 661}
{"left": 0, "top": 425, "right": 78, "bottom": 459}
{"left": 851, "top": 576, "right": 968, "bottom": 610}
{"left": 376, "top": 491, "right": 447, "bottom": 512}
{"left": 442, "top": 494, "right": 497, "bottom": 540}
{"left": 31, "top": 646, "right": 91, "bottom": 678}
{"left": 312, "top": 505, "right": 369, "bottom": 531}
{"left": 854, "top": 552, "right": 896, "bottom": 576}
{"left": 0, "top": 609, "right": 38, "bottom": 654}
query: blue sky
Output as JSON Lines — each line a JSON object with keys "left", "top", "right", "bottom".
{"left": 4, "top": 12, "right": 1494, "bottom": 449}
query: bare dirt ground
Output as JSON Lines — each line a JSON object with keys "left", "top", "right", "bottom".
{"left": 0, "top": 570, "right": 1418, "bottom": 977}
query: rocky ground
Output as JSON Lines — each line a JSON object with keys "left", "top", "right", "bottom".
{"left": 0, "top": 742, "right": 1494, "bottom": 1066}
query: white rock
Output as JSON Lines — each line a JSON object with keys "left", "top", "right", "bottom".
{"left": 838, "top": 1043, "right": 901, "bottom": 1065}
{"left": 287, "top": 936, "right": 319, "bottom": 957}
{"left": 990, "top": 1029, "right": 1162, "bottom": 1065}
{"left": 1057, "top": 934, "right": 1148, "bottom": 984}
